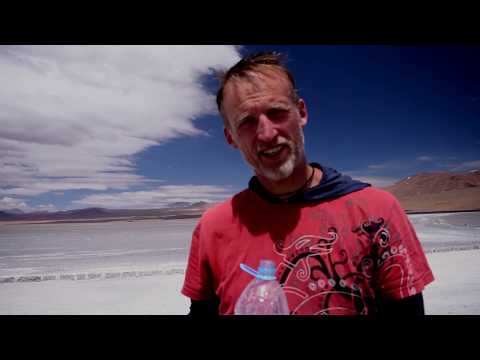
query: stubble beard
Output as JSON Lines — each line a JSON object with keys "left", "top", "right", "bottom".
{"left": 252, "top": 129, "right": 306, "bottom": 182}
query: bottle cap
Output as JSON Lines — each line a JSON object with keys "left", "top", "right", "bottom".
{"left": 240, "top": 259, "right": 276, "bottom": 280}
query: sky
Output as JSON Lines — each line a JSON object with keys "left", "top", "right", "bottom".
{"left": 1, "top": 45, "right": 479, "bottom": 212}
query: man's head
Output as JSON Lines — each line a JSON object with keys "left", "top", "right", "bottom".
{"left": 216, "top": 52, "right": 308, "bottom": 182}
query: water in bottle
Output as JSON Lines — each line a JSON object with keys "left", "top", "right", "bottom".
{"left": 234, "top": 259, "right": 290, "bottom": 315}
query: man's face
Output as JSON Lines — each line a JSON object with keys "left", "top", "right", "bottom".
{"left": 221, "top": 71, "right": 308, "bottom": 181}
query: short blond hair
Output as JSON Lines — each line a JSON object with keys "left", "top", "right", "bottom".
{"left": 216, "top": 52, "right": 299, "bottom": 119}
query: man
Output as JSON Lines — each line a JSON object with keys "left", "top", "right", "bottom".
{"left": 181, "top": 52, "right": 434, "bottom": 315}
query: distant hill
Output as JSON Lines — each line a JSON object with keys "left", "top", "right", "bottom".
{"left": 168, "top": 202, "right": 193, "bottom": 209}
{"left": 0, "top": 211, "right": 17, "bottom": 220}
{"left": 4, "top": 208, "right": 24, "bottom": 215}
{"left": 0, "top": 202, "right": 214, "bottom": 223}
{"left": 4, "top": 170, "right": 479, "bottom": 223}
{"left": 191, "top": 201, "right": 209, "bottom": 208}
{"left": 383, "top": 170, "right": 480, "bottom": 213}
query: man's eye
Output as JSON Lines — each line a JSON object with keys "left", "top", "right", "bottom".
{"left": 266, "top": 108, "right": 288, "bottom": 119}
{"left": 238, "top": 116, "right": 255, "bottom": 128}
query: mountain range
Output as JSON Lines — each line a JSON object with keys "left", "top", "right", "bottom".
{"left": 0, "top": 201, "right": 212, "bottom": 223}
{"left": 1, "top": 170, "right": 479, "bottom": 223}
{"left": 383, "top": 169, "right": 480, "bottom": 213}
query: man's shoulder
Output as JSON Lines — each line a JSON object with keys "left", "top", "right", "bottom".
{"left": 200, "top": 188, "right": 253, "bottom": 224}
{"left": 201, "top": 199, "right": 232, "bottom": 221}
{"left": 351, "top": 186, "right": 398, "bottom": 200}
{"left": 343, "top": 186, "right": 402, "bottom": 209}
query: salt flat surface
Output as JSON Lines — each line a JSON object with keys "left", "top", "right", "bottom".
{"left": 0, "top": 273, "right": 189, "bottom": 315}
{"left": 423, "top": 249, "right": 480, "bottom": 314}
{"left": 0, "top": 219, "right": 196, "bottom": 277}
{"left": 0, "top": 249, "right": 478, "bottom": 315}
{"left": 1, "top": 212, "right": 479, "bottom": 278}
{"left": 409, "top": 212, "right": 480, "bottom": 253}
{"left": 0, "top": 212, "right": 479, "bottom": 314}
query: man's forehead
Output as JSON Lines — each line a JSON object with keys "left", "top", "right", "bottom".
{"left": 224, "top": 70, "right": 291, "bottom": 97}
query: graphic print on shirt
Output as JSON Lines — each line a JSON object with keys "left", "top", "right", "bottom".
{"left": 274, "top": 217, "right": 412, "bottom": 315}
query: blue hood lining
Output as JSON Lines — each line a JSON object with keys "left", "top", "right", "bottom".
{"left": 248, "top": 163, "right": 371, "bottom": 204}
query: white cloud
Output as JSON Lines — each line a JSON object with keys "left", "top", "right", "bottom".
{"left": 345, "top": 155, "right": 480, "bottom": 188}
{"left": 0, "top": 196, "right": 30, "bottom": 211}
{"left": 417, "top": 156, "right": 435, "bottom": 162}
{"left": 347, "top": 176, "right": 398, "bottom": 188}
{"left": 0, "top": 45, "right": 240, "bottom": 197}
{"left": 450, "top": 160, "right": 480, "bottom": 172}
{"left": 345, "top": 165, "right": 400, "bottom": 188}
{"left": 0, "top": 197, "right": 59, "bottom": 213}
{"left": 72, "top": 185, "right": 235, "bottom": 209}
{"left": 34, "top": 204, "right": 58, "bottom": 212}
{"left": 367, "top": 164, "right": 388, "bottom": 170}
{"left": 0, "top": 173, "right": 157, "bottom": 196}
{"left": 364, "top": 161, "right": 412, "bottom": 172}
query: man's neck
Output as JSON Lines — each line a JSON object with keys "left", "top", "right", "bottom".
{"left": 255, "top": 162, "right": 323, "bottom": 196}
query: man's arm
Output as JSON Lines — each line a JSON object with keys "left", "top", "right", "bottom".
{"left": 377, "top": 292, "right": 425, "bottom": 315}
{"left": 188, "top": 297, "right": 221, "bottom": 316}
{"left": 187, "top": 293, "right": 425, "bottom": 315}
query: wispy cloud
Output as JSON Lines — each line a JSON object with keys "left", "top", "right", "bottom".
{"left": 363, "top": 161, "right": 414, "bottom": 172}
{"left": 363, "top": 156, "right": 480, "bottom": 175}
{"left": 35, "top": 204, "right": 58, "bottom": 212}
{"left": 0, "top": 196, "right": 30, "bottom": 211}
{"left": 414, "top": 155, "right": 480, "bottom": 172}
{"left": 0, "top": 196, "right": 59, "bottom": 212}
{"left": 449, "top": 160, "right": 480, "bottom": 172}
{"left": 0, "top": 45, "right": 240, "bottom": 198}
{"left": 344, "top": 157, "right": 451, "bottom": 187}
{"left": 345, "top": 161, "right": 405, "bottom": 187}
{"left": 72, "top": 185, "right": 236, "bottom": 209}
{"left": 367, "top": 164, "right": 388, "bottom": 170}
{"left": 0, "top": 174, "right": 160, "bottom": 197}
{"left": 417, "top": 155, "right": 436, "bottom": 162}
{"left": 344, "top": 174, "right": 398, "bottom": 188}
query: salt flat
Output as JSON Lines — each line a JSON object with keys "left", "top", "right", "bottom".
{"left": 1, "top": 212, "right": 479, "bottom": 314}
{"left": 0, "top": 249, "right": 478, "bottom": 315}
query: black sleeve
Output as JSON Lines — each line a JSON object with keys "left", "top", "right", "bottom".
{"left": 188, "top": 293, "right": 425, "bottom": 315}
{"left": 188, "top": 297, "right": 221, "bottom": 316}
{"left": 376, "top": 292, "right": 425, "bottom": 315}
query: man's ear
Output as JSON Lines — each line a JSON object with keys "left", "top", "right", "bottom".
{"left": 297, "top": 99, "right": 308, "bottom": 128}
{"left": 224, "top": 127, "right": 239, "bottom": 149}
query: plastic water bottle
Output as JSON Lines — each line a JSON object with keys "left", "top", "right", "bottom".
{"left": 234, "top": 259, "right": 290, "bottom": 315}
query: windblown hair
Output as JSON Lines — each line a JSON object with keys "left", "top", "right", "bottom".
{"left": 216, "top": 52, "right": 299, "bottom": 118}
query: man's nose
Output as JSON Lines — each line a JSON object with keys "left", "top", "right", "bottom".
{"left": 256, "top": 114, "right": 277, "bottom": 143}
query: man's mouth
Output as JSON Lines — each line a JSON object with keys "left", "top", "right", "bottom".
{"left": 258, "top": 144, "right": 288, "bottom": 158}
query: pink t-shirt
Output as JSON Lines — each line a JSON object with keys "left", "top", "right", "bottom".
{"left": 182, "top": 187, "right": 434, "bottom": 315}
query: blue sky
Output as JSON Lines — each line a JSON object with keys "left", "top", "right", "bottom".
{"left": 1, "top": 45, "right": 479, "bottom": 212}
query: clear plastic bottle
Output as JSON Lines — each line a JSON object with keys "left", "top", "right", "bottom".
{"left": 234, "top": 259, "right": 290, "bottom": 315}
